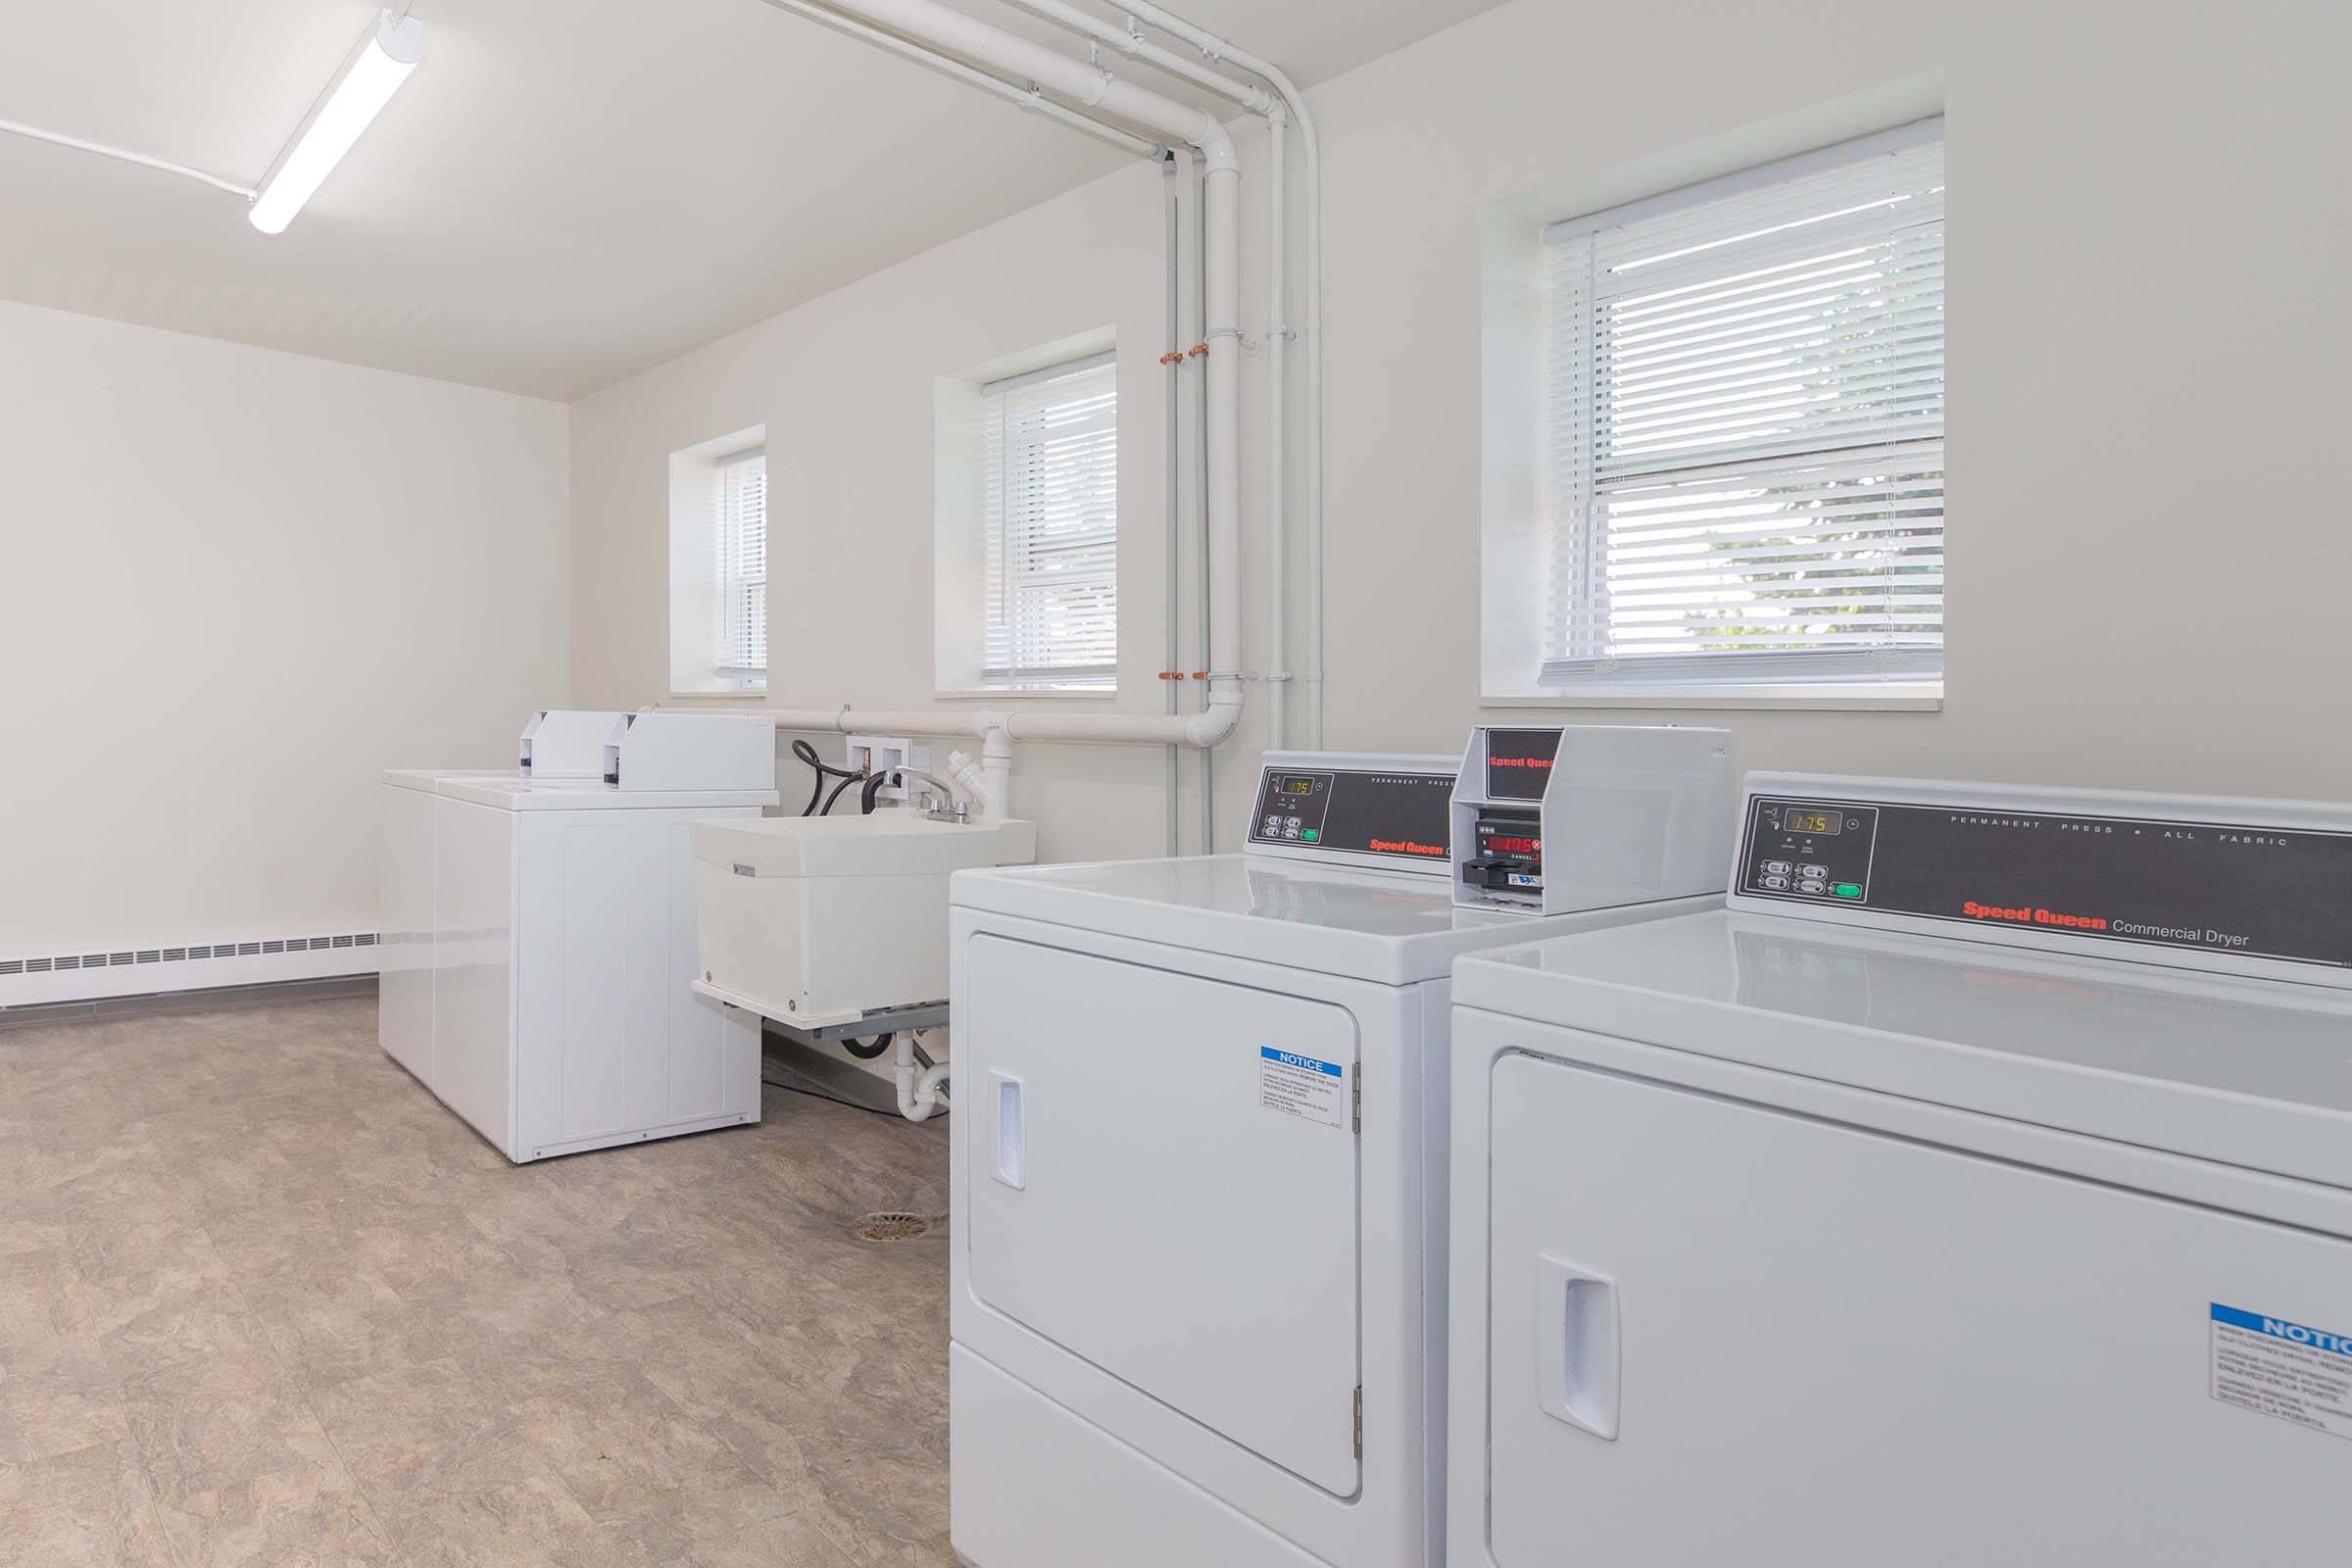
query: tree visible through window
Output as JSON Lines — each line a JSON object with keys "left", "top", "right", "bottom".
{"left": 983, "top": 353, "right": 1117, "bottom": 690}
{"left": 1543, "top": 121, "right": 1945, "bottom": 691}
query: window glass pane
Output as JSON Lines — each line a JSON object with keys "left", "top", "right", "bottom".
{"left": 716, "top": 452, "right": 765, "bottom": 677}
{"left": 1543, "top": 124, "right": 1943, "bottom": 690}
{"left": 983, "top": 354, "right": 1117, "bottom": 690}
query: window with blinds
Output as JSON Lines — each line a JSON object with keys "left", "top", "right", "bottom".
{"left": 983, "top": 352, "right": 1118, "bottom": 689}
{"left": 1543, "top": 121, "right": 1944, "bottom": 691}
{"left": 715, "top": 449, "right": 766, "bottom": 681}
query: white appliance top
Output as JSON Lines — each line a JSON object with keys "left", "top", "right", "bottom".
{"left": 381, "top": 768, "right": 515, "bottom": 794}
{"left": 953, "top": 854, "right": 1715, "bottom": 987}
{"left": 416, "top": 773, "right": 776, "bottom": 811}
{"left": 1455, "top": 907, "right": 2352, "bottom": 1192}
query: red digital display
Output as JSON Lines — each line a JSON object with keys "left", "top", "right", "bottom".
{"left": 1482, "top": 834, "right": 1541, "bottom": 856}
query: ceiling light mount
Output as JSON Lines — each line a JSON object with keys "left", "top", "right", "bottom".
{"left": 248, "top": 8, "right": 424, "bottom": 236}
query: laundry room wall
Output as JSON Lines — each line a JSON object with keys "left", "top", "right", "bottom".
{"left": 567, "top": 155, "right": 1234, "bottom": 866}
{"left": 0, "top": 299, "right": 570, "bottom": 964}
{"left": 568, "top": 0, "right": 2352, "bottom": 860}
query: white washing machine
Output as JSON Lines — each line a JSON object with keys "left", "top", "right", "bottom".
{"left": 947, "top": 742, "right": 1731, "bottom": 1568}
{"left": 379, "top": 712, "right": 778, "bottom": 1162}
{"left": 1448, "top": 772, "right": 2352, "bottom": 1567}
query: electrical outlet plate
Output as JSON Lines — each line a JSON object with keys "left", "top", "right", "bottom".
{"left": 846, "top": 735, "right": 931, "bottom": 803}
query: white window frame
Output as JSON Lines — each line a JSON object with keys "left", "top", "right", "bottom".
{"left": 713, "top": 447, "right": 766, "bottom": 682}
{"left": 667, "top": 423, "right": 765, "bottom": 695}
{"left": 977, "top": 350, "right": 1119, "bottom": 692}
{"left": 1533, "top": 119, "right": 1945, "bottom": 705}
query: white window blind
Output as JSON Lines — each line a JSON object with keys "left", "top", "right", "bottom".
{"left": 983, "top": 352, "right": 1118, "bottom": 689}
{"left": 715, "top": 449, "right": 766, "bottom": 679}
{"left": 1543, "top": 121, "right": 1944, "bottom": 690}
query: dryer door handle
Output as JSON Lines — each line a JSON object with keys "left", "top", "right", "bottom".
{"left": 989, "top": 1070, "right": 1025, "bottom": 1190}
{"left": 1534, "top": 1254, "right": 1619, "bottom": 1441}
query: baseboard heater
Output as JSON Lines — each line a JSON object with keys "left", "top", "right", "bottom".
{"left": 0, "top": 931, "right": 379, "bottom": 1008}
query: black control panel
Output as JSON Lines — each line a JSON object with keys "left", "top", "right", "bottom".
{"left": 1248, "top": 766, "right": 1451, "bottom": 863}
{"left": 1463, "top": 809, "right": 1544, "bottom": 896}
{"left": 1739, "top": 793, "right": 2352, "bottom": 968}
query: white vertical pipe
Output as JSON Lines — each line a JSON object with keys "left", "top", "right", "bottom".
{"left": 1193, "top": 152, "right": 1215, "bottom": 853}
{"left": 1163, "top": 153, "right": 1183, "bottom": 857}
{"left": 1202, "top": 169, "right": 1241, "bottom": 688}
{"left": 1265, "top": 107, "right": 1288, "bottom": 755}
{"left": 1118, "top": 3, "right": 1324, "bottom": 749}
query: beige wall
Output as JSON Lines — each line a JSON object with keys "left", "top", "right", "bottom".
{"left": 0, "top": 299, "right": 570, "bottom": 955}
{"left": 569, "top": 158, "right": 1216, "bottom": 862}
{"left": 571, "top": 0, "right": 2352, "bottom": 858}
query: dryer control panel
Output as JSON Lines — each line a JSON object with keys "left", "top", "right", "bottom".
{"left": 1246, "top": 752, "right": 1455, "bottom": 874}
{"left": 1732, "top": 774, "right": 2352, "bottom": 983}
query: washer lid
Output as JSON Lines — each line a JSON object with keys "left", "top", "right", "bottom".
{"left": 952, "top": 855, "right": 1715, "bottom": 986}
{"left": 431, "top": 775, "right": 777, "bottom": 810}
{"left": 381, "top": 768, "right": 514, "bottom": 793}
{"left": 1455, "top": 910, "right": 2352, "bottom": 1191}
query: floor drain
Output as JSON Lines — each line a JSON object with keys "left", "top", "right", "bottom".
{"left": 854, "top": 1211, "right": 935, "bottom": 1243}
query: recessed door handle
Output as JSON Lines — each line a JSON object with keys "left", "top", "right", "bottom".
{"left": 1534, "top": 1254, "right": 1619, "bottom": 1440}
{"left": 990, "top": 1070, "right": 1024, "bottom": 1190}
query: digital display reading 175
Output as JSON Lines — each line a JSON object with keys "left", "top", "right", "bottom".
{"left": 1783, "top": 809, "right": 1841, "bottom": 835}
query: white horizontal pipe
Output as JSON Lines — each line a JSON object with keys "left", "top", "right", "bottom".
{"left": 0, "top": 116, "right": 257, "bottom": 199}
{"left": 995, "top": 0, "right": 1274, "bottom": 114}
{"left": 686, "top": 702, "right": 1242, "bottom": 750}
{"left": 803, "top": 0, "right": 1234, "bottom": 170}
{"left": 755, "top": 0, "right": 1163, "bottom": 159}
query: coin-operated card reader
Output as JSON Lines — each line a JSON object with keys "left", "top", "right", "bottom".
{"left": 1449, "top": 724, "right": 1738, "bottom": 915}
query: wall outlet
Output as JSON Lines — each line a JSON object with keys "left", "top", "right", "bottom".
{"left": 846, "top": 735, "right": 931, "bottom": 802}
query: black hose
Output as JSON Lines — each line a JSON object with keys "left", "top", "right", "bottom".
{"left": 792, "top": 738, "right": 863, "bottom": 817}
{"left": 858, "top": 770, "right": 901, "bottom": 815}
{"left": 842, "top": 1031, "right": 894, "bottom": 1060}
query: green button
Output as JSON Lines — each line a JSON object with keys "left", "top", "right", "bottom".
{"left": 1834, "top": 883, "right": 1863, "bottom": 899}
{"left": 1302, "top": 829, "right": 1319, "bottom": 842}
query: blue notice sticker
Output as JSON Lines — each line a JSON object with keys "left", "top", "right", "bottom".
{"left": 2210, "top": 1302, "right": 2352, "bottom": 1442}
{"left": 1260, "top": 1047, "right": 1343, "bottom": 1076}
{"left": 1257, "top": 1046, "right": 1349, "bottom": 1129}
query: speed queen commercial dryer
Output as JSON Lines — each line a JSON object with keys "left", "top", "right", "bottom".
{"left": 947, "top": 735, "right": 1732, "bottom": 1568}
{"left": 1448, "top": 773, "right": 2352, "bottom": 1567}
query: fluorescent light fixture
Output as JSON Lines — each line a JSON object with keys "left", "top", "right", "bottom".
{"left": 248, "top": 9, "right": 423, "bottom": 235}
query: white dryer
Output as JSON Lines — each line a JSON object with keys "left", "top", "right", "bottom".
{"left": 947, "top": 739, "right": 1731, "bottom": 1568}
{"left": 1448, "top": 773, "right": 2352, "bottom": 1567}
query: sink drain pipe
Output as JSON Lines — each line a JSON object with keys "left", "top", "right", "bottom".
{"left": 896, "top": 1034, "right": 952, "bottom": 1122}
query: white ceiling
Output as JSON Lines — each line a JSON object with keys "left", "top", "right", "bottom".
{"left": 0, "top": 0, "right": 1503, "bottom": 400}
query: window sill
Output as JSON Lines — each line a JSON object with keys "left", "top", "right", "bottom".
{"left": 1483, "top": 683, "right": 1943, "bottom": 712}
{"left": 666, "top": 687, "right": 766, "bottom": 701}
{"left": 933, "top": 687, "right": 1119, "bottom": 703}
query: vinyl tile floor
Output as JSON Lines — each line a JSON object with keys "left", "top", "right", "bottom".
{"left": 0, "top": 991, "right": 956, "bottom": 1567}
